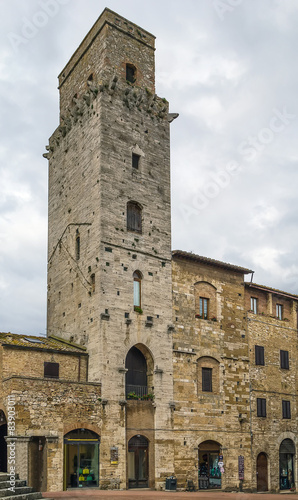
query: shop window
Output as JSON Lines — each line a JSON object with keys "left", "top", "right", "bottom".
{"left": 280, "top": 350, "right": 289, "bottom": 370}
{"left": 276, "top": 304, "right": 283, "bottom": 320}
{"left": 132, "top": 153, "right": 140, "bottom": 170}
{"left": 202, "top": 367, "right": 212, "bottom": 392}
{"left": 280, "top": 439, "right": 295, "bottom": 490}
{"left": 251, "top": 297, "right": 258, "bottom": 314}
{"left": 44, "top": 362, "right": 59, "bottom": 379}
{"left": 257, "top": 398, "right": 266, "bottom": 417}
{"left": 64, "top": 429, "right": 99, "bottom": 489}
{"left": 126, "top": 64, "right": 136, "bottom": 83}
{"left": 255, "top": 345, "right": 265, "bottom": 366}
{"left": 133, "top": 271, "right": 142, "bottom": 309}
{"left": 282, "top": 400, "right": 291, "bottom": 419}
{"left": 127, "top": 201, "right": 142, "bottom": 233}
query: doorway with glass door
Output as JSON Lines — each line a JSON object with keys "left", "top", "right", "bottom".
{"left": 128, "top": 435, "right": 149, "bottom": 488}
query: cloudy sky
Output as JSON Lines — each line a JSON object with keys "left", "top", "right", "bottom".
{"left": 1, "top": 0, "right": 298, "bottom": 335}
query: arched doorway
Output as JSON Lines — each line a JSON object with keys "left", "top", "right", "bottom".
{"left": 0, "top": 411, "right": 7, "bottom": 473}
{"left": 280, "top": 439, "right": 295, "bottom": 490}
{"left": 128, "top": 435, "right": 149, "bottom": 489}
{"left": 198, "top": 440, "right": 222, "bottom": 489}
{"left": 257, "top": 452, "right": 268, "bottom": 491}
{"left": 125, "top": 346, "right": 148, "bottom": 398}
{"left": 64, "top": 429, "right": 100, "bottom": 490}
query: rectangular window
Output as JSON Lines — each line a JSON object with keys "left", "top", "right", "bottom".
{"left": 282, "top": 400, "right": 291, "bottom": 419}
{"left": 280, "top": 350, "right": 289, "bottom": 370}
{"left": 202, "top": 367, "right": 212, "bottom": 392}
{"left": 44, "top": 362, "right": 59, "bottom": 379}
{"left": 276, "top": 304, "right": 283, "bottom": 320}
{"left": 257, "top": 398, "right": 266, "bottom": 417}
{"left": 132, "top": 153, "right": 140, "bottom": 170}
{"left": 199, "top": 297, "right": 209, "bottom": 319}
{"left": 250, "top": 297, "right": 258, "bottom": 314}
{"left": 133, "top": 280, "right": 141, "bottom": 307}
{"left": 255, "top": 345, "right": 265, "bottom": 366}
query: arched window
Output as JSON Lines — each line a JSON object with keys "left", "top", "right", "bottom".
{"left": 127, "top": 201, "right": 142, "bottom": 233}
{"left": 125, "top": 346, "right": 147, "bottom": 397}
{"left": 126, "top": 63, "right": 136, "bottom": 83}
{"left": 194, "top": 282, "right": 217, "bottom": 320}
{"left": 197, "top": 357, "right": 220, "bottom": 394}
{"left": 133, "top": 271, "right": 142, "bottom": 309}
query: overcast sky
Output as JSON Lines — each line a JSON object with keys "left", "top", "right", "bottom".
{"left": 1, "top": 0, "right": 298, "bottom": 335}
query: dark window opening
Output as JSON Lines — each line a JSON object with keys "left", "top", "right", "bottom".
{"left": 88, "top": 73, "right": 93, "bottom": 81}
{"left": 255, "top": 345, "right": 265, "bottom": 366}
{"left": 132, "top": 153, "right": 140, "bottom": 170}
{"left": 91, "top": 274, "right": 95, "bottom": 293}
{"left": 282, "top": 400, "right": 291, "bottom": 419}
{"left": 127, "top": 201, "right": 142, "bottom": 233}
{"left": 280, "top": 350, "right": 289, "bottom": 370}
{"left": 44, "top": 362, "right": 59, "bottom": 379}
{"left": 125, "top": 346, "right": 147, "bottom": 397}
{"left": 126, "top": 64, "right": 136, "bottom": 83}
{"left": 257, "top": 398, "right": 266, "bottom": 417}
{"left": 202, "top": 367, "right": 212, "bottom": 392}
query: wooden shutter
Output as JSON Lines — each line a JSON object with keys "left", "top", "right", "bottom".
{"left": 202, "top": 368, "right": 212, "bottom": 392}
{"left": 280, "top": 350, "right": 289, "bottom": 370}
{"left": 257, "top": 398, "right": 266, "bottom": 417}
{"left": 282, "top": 400, "right": 291, "bottom": 419}
{"left": 255, "top": 345, "right": 265, "bottom": 366}
{"left": 44, "top": 362, "right": 59, "bottom": 378}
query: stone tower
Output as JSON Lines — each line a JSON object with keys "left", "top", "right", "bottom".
{"left": 45, "top": 8, "right": 176, "bottom": 488}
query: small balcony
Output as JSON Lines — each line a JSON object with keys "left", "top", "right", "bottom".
{"left": 126, "top": 385, "right": 154, "bottom": 401}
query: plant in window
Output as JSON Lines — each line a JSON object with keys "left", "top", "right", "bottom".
{"left": 134, "top": 306, "right": 143, "bottom": 314}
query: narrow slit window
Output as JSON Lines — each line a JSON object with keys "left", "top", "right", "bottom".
{"left": 251, "top": 297, "right": 258, "bottom": 314}
{"left": 133, "top": 271, "right": 142, "bottom": 308}
{"left": 75, "top": 232, "right": 80, "bottom": 260}
{"left": 276, "top": 304, "right": 283, "bottom": 320}
{"left": 132, "top": 153, "right": 140, "bottom": 170}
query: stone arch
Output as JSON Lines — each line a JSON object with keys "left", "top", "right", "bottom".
{"left": 194, "top": 281, "right": 217, "bottom": 320}
{"left": 198, "top": 439, "right": 222, "bottom": 490}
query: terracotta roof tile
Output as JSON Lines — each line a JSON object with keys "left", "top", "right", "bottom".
{"left": 0, "top": 332, "right": 87, "bottom": 353}
{"left": 172, "top": 250, "right": 253, "bottom": 274}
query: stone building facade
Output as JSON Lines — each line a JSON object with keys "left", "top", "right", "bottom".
{"left": 0, "top": 7, "right": 297, "bottom": 493}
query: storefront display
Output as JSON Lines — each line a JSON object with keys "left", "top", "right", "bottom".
{"left": 64, "top": 429, "right": 100, "bottom": 489}
{"left": 198, "top": 441, "right": 222, "bottom": 489}
{"left": 280, "top": 439, "right": 295, "bottom": 490}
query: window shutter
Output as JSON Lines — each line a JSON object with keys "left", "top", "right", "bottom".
{"left": 202, "top": 368, "right": 212, "bottom": 392}
{"left": 255, "top": 345, "right": 264, "bottom": 366}
{"left": 44, "top": 362, "right": 59, "bottom": 379}
{"left": 280, "top": 350, "right": 289, "bottom": 370}
{"left": 282, "top": 400, "right": 291, "bottom": 419}
{"left": 257, "top": 398, "right": 266, "bottom": 417}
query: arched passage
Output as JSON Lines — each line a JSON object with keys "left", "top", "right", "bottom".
{"left": 280, "top": 439, "right": 295, "bottom": 490}
{"left": 64, "top": 429, "right": 100, "bottom": 490}
{"left": 198, "top": 440, "right": 222, "bottom": 489}
{"left": 257, "top": 452, "right": 268, "bottom": 491}
{"left": 0, "top": 411, "right": 7, "bottom": 472}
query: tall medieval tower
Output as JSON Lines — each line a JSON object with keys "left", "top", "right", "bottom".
{"left": 45, "top": 8, "right": 176, "bottom": 488}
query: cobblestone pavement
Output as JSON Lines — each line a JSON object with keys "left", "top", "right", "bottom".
{"left": 42, "top": 490, "right": 296, "bottom": 500}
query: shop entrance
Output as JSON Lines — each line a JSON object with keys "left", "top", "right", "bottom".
{"left": 280, "top": 439, "right": 295, "bottom": 490}
{"left": 64, "top": 429, "right": 100, "bottom": 490}
{"left": 198, "top": 441, "right": 222, "bottom": 489}
{"left": 128, "top": 435, "right": 149, "bottom": 488}
{"left": 0, "top": 411, "right": 7, "bottom": 473}
{"left": 257, "top": 452, "right": 268, "bottom": 491}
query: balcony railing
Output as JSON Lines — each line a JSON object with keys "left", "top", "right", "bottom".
{"left": 126, "top": 385, "right": 148, "bottom": 398}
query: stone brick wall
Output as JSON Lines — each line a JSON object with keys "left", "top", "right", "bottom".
{"left": 1, "top": 346, "right": 88, "bottom": 382}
